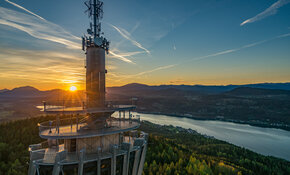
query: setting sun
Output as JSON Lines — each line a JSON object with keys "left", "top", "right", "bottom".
{"left": 69, "top": 86, "right": 77, "bottom": 92}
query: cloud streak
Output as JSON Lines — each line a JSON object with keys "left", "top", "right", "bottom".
{"left": 0, "top": 4, "right": 135, "bottom": 64}
{"left": 241, "top": 0, "right": 290, "bottom": 26}
{"left": 0, "top": 48, "right": 85, "bottom": 85}
{"left": 181, "top": 33, "right": 290, "bottom": 64}
{"left": 5, "top": 0, "right": 45, "bottom": 20}
{"left": 110, "top": 64, "right": 176, "bottom": 82}
{"left": 0, "top": 7, "right": 81, "bottom": 49}
{"left": 122, "top": 32, "right": 290, "bottom": 78}
{"left": 133, "top": 64, "right": 176, "bottom": 77}
{"left": 110, "top": 24, "right": 151, "bottom": 54}
{"left": 109, "top": 51, "right": 135, "bottom": 64}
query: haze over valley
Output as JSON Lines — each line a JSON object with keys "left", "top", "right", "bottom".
{"left": 1, "top": 82, "right": 290, "bottom": 131}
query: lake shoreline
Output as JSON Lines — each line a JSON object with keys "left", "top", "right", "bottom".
{"left": 135, "top": 111, "right": 290, "bottom": 161}
{"left": 136, "top": 110, "right": 290, "bottom": 131}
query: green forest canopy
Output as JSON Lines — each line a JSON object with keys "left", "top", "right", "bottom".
{"left": 0, "top": 116, "right": 289, "bottom": 175}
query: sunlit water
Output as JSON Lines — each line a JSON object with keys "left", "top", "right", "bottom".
{"left": 129, "top": 112, "right": 290, "bottom": 161}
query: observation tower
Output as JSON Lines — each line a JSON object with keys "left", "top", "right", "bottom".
{"left": 28, "top": 1, "right": 148, "bottom": 174}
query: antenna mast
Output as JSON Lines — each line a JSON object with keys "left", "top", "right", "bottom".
{"left": 82, "top": 0, "right": 109, "bottom": 53}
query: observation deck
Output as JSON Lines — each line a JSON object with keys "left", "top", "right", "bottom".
{"left": 29, "top": 106, "right": 147, "bottom": 175}
{"left": 29, "top": 132, "right": 147, "bottom": 166}
{"left": 39, "top": 115, "right": 141, "bottom": 139}
{"left": 29, "top": 131, "right": 148, "bottom": 175}
{"left": 42, "top": 104, "right": 136, "bottom": 114}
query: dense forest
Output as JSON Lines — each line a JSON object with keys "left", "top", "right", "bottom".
{"left": 0, "top": 116, "right": 289, "bottom": 175}
{"left": 140, "top": 122, "right": 290, "bottom": 175}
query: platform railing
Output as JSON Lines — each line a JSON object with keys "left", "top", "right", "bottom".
{"left": 38, "top": 115, "right": 88, "bottom": 135}
{"left": 38, "top": 113, "right": 141, "bottom": 137}
{"left": 41, "top": 100, "right": 136, "bottom": 112}
{"left": 30, "top": 131, "right": 147, "bottom": 165}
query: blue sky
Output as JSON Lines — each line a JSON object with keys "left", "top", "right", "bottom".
{"left": 0, "top": 0, "right": 290, "bottom": 90}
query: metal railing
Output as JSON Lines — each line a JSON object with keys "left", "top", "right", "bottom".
{"left": 38, "top": 114, "right": 141, "bottom": 138}
{"left": 30, "top": 131, "right": 148, "bottom": 165}
{"left": 40, "top": 100, "right": 136, "bottom": 112}
{"left": 38, "top": 115, "right": 87, "bottom": 135}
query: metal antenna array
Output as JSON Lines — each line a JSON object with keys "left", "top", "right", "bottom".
{"left": 82, "top": 0, "right": 109, "bottom": 53}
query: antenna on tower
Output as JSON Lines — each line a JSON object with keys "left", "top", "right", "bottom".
{"left": 82, "top": 0, "right": 109, "bottom": 53}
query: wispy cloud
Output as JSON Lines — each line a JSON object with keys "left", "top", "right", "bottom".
{"left": 0, "top": 4, "right": 135, "bottom": 64}
{"left": 191, "top": 49, "right": 237, "bottom": 61}
{"left": 115, "top": 51, "right": 145, "bottom": 57}
{"left": 130, "top": 21, "right": 141, "bottom": 33}
{"left": 121, "top": 32, "right": 290, "bottom": 78}
{"left": 110, "top": 24, "right": 151, "bottom": 54}
{"left": 5, "top": 0, "right": 45, "bottom": 20}
{"left": 184, "top": 33, "right": 290, "bottom": 63}
{"left": 111, "top": 64, "right": 176, "bottom": 82}
{"left": 133, "top": 64, "right": 176, "bottom": 77}
{"left": 0, "top": 48, "right": 85, "bottom": 85}
{"left": 0, "top": 6, "right": 80, "bottom": 49}
{"left": 241, "top": 0, "right": 290, "bottom": 26}
{"left": 109, "top": 51, "right": 135, "bottom": 64}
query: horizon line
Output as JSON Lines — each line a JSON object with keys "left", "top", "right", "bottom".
{"left": 1, "top": 81, "right": 290, "bottom": 91}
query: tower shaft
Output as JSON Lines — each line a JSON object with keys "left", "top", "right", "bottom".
{"left": 83, "top": 0, "right": 108, "bottom": 109}
{"left": 86, "top": 47, "right": 106, "bottom": 108}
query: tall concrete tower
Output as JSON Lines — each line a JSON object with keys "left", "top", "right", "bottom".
{"left": 83, "top": 0, "right": 109, "bottom": 109}
{"left": 28, "top": 1, "right": 148, "bottom": 175}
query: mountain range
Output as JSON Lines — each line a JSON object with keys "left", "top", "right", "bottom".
{"left": 0, "top": 83, "right": 290, "bottom": 129}
{"left": 1, "top": 82, "right": 290, "bottom": 98}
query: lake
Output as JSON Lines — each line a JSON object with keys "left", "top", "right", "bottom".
{"left": 132, "top": 112, "right": 290, "bottom": 161}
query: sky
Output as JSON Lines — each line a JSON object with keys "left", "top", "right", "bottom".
{"left": 0, "top": 0, "right": 290, "bottom": 90}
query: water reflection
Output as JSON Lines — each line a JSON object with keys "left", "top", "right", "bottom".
{"left": 134, "top": 112, "right": 290, "bottom": 161}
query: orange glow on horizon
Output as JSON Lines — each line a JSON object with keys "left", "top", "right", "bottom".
{"left": 69, "top": 86, "right": 77, "bottom": 92}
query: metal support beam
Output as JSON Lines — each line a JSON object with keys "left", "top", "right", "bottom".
{"left": 121, "top": 142, "right": 131, "bottom": 175}
{"left": 52, "top": 151, "right": 67, "bottom": 175}
{"left": 28, "top": 149, "right": 45, "bottom": 175}
{"left": 132, "top": 149, "right": 141, "bottom": 175}
{"left": 97, "top": 147, "right": 102, "bottom": 175}
{"left": 111, "top": 144, "right": 118, "bottom": 175}
{"left": 78, "top": 149, "right": 85, "bottom": 175}
{"left": 137, "top": 136, "right": 148, "bottom": 175}
{"left": 28, "top": 161, "right": 36, "bottom": 175}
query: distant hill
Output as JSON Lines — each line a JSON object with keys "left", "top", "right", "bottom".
{"left": 0, "top": 86, "right": 84, "bottom": 99}
{"left": 0, "top": 86, "right": 42, "bottom": 97}
{"left": 1, "top": 83, "right": 290, "bottom": 129}
{"left": 0, "top": 88, "right": 9, "bottom": 93}
{"left": 242, "top": 83, "right": 290, "bottom": 90}
{"left": 119, "top": 83, "right": 150, "bottom": 90}
{"left": 1, "top": 82, "right": 290, "bottom": 98}
{"left": 108, "top": 82, "right": 290, "bottom": 96}
{"left": 224, "top": 87, "right": 290, "bottom": 96}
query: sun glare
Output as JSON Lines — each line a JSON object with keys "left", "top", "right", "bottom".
{"left": 69, "top": 86, "right": 77, "bottom": 92}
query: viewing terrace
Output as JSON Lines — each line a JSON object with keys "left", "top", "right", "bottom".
{"left": 38, "top": 113, "right": 140, "bottom": 139}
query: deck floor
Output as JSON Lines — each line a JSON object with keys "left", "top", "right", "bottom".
{"left": 40, "top": 120, "right": 139, "bottom": 139}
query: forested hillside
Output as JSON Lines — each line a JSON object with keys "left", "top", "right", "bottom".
{"left": 0, "top": 117, "right": 289, "bottom": 175}
{"left": 141, "top": 122, "right": 290, "bottom": 175}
